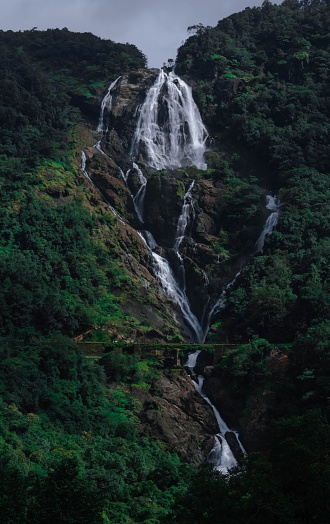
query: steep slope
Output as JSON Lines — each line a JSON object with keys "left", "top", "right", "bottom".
{"left": 0, "top": 31, "right": 187, "bottom": 343}
{"left": 1, "top": 3, "right": 330, "bottom": 521}
{"left": 170, "top": 0, "right": 330, "bottom": 496}
{"left": 85, "top": 68, "right": 271, "bottom": 342}
{"left": 0, "top": 30, "right": 194, "bottom": 524}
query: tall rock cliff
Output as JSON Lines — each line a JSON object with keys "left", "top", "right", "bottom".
{"left": 82, "top": 68, "right": 266, "bottom": 343}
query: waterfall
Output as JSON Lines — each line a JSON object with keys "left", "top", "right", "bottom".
{"left": 206, "top": 272, "right": 241, "bottom": 327}
{"left": 91, "top": 70, "right": 282, "bottom": 345}
{"left": 174, "top": 181, "right": 195, "bottom": 251}
{"left": 81, "top": 69, "right": 206, "bottom": 340}
{"left": 136, "top": 228, "right": 203, "bottom": 341}
{"left": 142, "top": 230, "right": 157, "bottom": 250}
{"left": 254, "top": 195, "right": 280, "bottom": 254}
{"left": 204, "top": 195, "right": 281, "bottom": 332}
{"left": 94, "top": 140, "right": 105, "bottom": 154}
{"left": 152, "top": 254, "right": 204, "bottom": 341}
{"left": 92, "top": 68, "right": 210, "bottom": 340}
{"left": 185, "top": 350, "right": 246, "bottom": 473}
{"left": 121, "top": 163, "right": 147, "bottom": 224}
{"left": 173, "top": 180, "right": 195, "bottom": 291}
{"left": 97, "top": 76, "right": 121, "bottom": 133}
{"left": 122, "top": 169, "right": 202, "bottom": 339}
{"left": 131, "top": 163, "right": 147, "bottom": 224}
{"left": 80, "top": 151, "right": 91, "bottom": 182}
{"left": 81, "top": 78, "right": 125, "bottom": 222}
{"left": 130, "top": 70, "right": 208, "bottom": 170}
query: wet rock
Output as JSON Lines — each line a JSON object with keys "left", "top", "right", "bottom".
{"left": 195, "top": 212, "right": 215, "bottom": 237}
{"left": 105, "top": 68, "right": 159, "bottom": 162}
{"left": 143, "top": 173, "right": 186, "bottom": 247}
{"left": 225, "top": 431, "right": 244, "bottom": 460}
{"left": 131, "top": 371, "right": 218, "bottom": 465}
{"left": 203, "top": 375, "right": 244, "bottom": 434}
{"left": 204, "top": 366, "right": 215, "bottom": 378}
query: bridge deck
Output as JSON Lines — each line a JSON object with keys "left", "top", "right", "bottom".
{"left": 78, "top": 342, "right": 239, "bottom": 364}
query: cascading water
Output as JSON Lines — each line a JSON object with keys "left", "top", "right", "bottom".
{"left": 254, "top": 195, "right": 280, "bottom": 254}
{"left": 142, "top": 230, "right": 157, "bottom": 250}
{"left": 94, "top": 140, "right": 105, "bottom": 154}
{"left": 139, "top": 181, "right": 204, "bottom": 341}
{"left": 203, "top": 195, "right": 281, "bottom": 333}
{"left": 204, "top": 272, "right": 241, "bottom": 331}
{"left": 173, "top": 180, "right": 195, "bottom": 292}
{"left": 80, "top": 77, "right": 127, "bottom": 223}
{"left": 130, "top": 70, "right": 208, "bottom": 170}
{"left": 97, "top": 76, "right": 121, "bottom": 133}
{"left": 152, "top": 253, "right": 204, "bottom": 341}
{"left": 137, "top": 229, "right": 204, "bottom": 342}
{"left": 83, "top": 69, "right": 207, "bottom": 341}
{"left": 91, "top": 69, "right": 282, "bottom": 346}
{"left": 186, "top": 350, "right": 245, "bottom": 473}
{"left": 115, "top": 73, "right": 206, "bottom": 339}
{"left": 80, "top": 151, "right": 92, "bottom": 182}
{"left": 174, "top": 181, "right": 195, "bottom": 251}
{"left": 129, "top": 163, "right": 147, "bottom": 224}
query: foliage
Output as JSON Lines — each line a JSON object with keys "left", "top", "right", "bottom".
{"left": 1, "top": 3, "right": 330, "bottom": 521}
{"left": 0, "top": 27, "right": 186, "bottom": 523}
{"left": 0, "top": 335, "right": 190, "bottom": 522}
{"left": 100, "top": 348, "right": 161, "bottom": 385}
{"left": 167, "top": 411, "right": 330, "bottom": 523}
{"left": 176, "top": 0, "right": 330, "bottom": 349}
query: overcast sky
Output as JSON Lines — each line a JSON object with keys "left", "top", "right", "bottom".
{"left": 1, "top": 0, "right": 282, "bottom": 67}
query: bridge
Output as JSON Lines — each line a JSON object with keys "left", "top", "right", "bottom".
{"left": 77, "top": 341, "right": 239, "bottom": 366}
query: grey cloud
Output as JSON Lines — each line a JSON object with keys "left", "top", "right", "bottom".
{"left": 2, "top": 0, "right": 281, "bottom": 67}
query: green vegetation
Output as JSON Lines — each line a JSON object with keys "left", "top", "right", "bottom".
{"left": 166, "top": 410, "right": 330, "bottom": 523}
{"left": 177, "top": 0, "right": 330, "bottom": 371}
{"left": 169, "top": 2, "right": 330, "bottom": 522}
{"left": 0, "top": 27, "right": 190, "bottom": 523}
{"left": 1, "top": 1, "right": 330, "bottom": 522}
{"left": 0, "top": 337, "right": 189, "bottom": 523}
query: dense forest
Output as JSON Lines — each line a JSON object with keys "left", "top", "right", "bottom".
{"left": 176, "top": 0, "right": 330, "bottom": 416}
{"left": 1, "top": 1, "right": 330, "bottom": 522}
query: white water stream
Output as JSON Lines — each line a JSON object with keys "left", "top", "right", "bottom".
{"left": 254, "top": 195, "right": 280, "bottom": 254}
{"left": 116, "top": 71, "right": 208, "bottom": 340}
{"left": 91, "top": 69, "right": 280, "bottom": 343}
{"left": 137, "top": 229, "right": 204, "bottom": 342}
{"left": 186, "top": 350, "right": 246, "bottom": 473}
{"left": 126, "top": 163, "right": 147, "bottom": 224}
{"left": 97, "top": 76, "right": 121, "bottom": 133}
{"left": 82, "top": 68, "right": 284, "bottom": 472}
{"left": 174, "top": 180, "right": 195, "bottom": 251}
{"left": 130, "top": 70, "right": 208, "bottom": 170}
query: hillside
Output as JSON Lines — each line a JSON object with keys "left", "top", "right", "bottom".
{"left": 1, "top": 1, "right": 330, "bottom": 522}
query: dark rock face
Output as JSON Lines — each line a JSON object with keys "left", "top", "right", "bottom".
{"left": 203, "top": 374, "right": 244, "bottom": 432}
{"left": 202, "top": 370, "right": 273, "bottom": 453}
{"left": 83, "top": 67, "right": 255, "bottom": 339}
{"left": 85, "top": 147, "right": 135, "bottom": 220}
{"left": 143, "top": 173, "right": 186, "bottom": 247}
{"left": 131, "top": 370, "right": 217, "bottom": 465}
{"left": 225, "top": 431, "right": 244, "bottom": 460}
{"left": 101, "top": 69, "right": 159, "bottom": 170}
